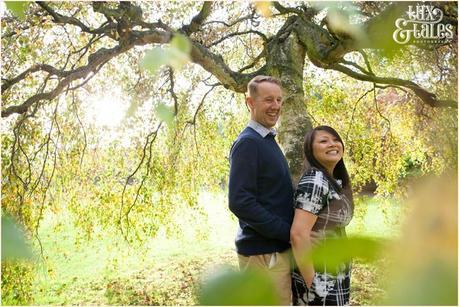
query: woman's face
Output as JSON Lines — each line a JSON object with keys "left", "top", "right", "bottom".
{"left": 312, "top": 130, "right": 343, "bottom": 171}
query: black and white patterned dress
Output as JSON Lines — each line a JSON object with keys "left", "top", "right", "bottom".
{"left": 292, "top": 168, "right": 354, "bottom": 306}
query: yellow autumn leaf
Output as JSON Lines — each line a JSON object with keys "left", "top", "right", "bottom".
{"left": 253, "top": 1, "right": 272, "bottom": 18}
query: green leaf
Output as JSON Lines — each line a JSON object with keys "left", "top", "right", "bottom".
{"left": 1, "top": 215, "right": 33, "bottom": 260}
{"left": 140, "top": 48, "right": 170, "bottom": 75}
{"left": 253, "top": 1, "right": 273, "bottom": 18}
{"left": 309, "top": 236, "right": 383, "bottom": 273}
{"left": 154, "top": 103, "right": 175, "bottom": 126}
{"left": 5, "top": 1, "right": 30, "bottom": 20}
{"left": 198, "top": 266, "right": 281, "bottom": 305}
{"left": 170, "top": 34, "right": 191, "bottom": 54}
{"left": 140, "top": 35, "right": 191, "bottom": 76}
{"left": 166, "top": 47, "right": 190, "bottom": 70}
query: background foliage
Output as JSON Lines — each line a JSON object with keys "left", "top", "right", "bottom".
{"left": 1, "top": 1, "right": 457, "bottom": 305}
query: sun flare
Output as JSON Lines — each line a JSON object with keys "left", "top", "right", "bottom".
{"left": 83, "top": 88, "right": 127, "bottom": 128}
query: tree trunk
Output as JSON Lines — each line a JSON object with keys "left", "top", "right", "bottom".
{"left": 266, "top": 19, "right": 313, "bottom": 184}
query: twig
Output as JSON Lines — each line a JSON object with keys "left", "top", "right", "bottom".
{"left": 358, "top": 50, "right": 374, "bottom": 75}
{"left": 34, "top": 99, "right": 61, "bottom": 261}
{"left": 71, "top": 92, "right": 87, "bottom": 168}
{"left": 207, "top": 30, "right": 267, "bottom": 47}
{"left": 373, "top": 84, "right": 391, "bottom": 128}
{"left": 345, "top": 88, "right": 373, "bottom": 143}
{"left": 119, "top": 122, "right": 163, "bottom": 242}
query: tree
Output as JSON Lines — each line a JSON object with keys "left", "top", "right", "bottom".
{"left": 2, "top": 3, "right": 457, "bottom": 304}
{"left": 2, "top": 1, "right": 457, "bottom": 234}
{"left": 2, "top": 1, "right": 457, "bottom": 178}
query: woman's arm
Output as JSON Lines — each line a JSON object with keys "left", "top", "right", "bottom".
{"left": 290, "top": 208, "right": 318, "bottom": 288}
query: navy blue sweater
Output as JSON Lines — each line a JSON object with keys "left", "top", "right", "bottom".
{"left": 228, "top": 127, "right": 294, "bottom": 256}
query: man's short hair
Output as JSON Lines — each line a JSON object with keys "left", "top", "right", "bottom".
{"left": 247, "top": 75, "right": 282, "bottom": 98}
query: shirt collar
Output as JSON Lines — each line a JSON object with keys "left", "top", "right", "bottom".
{"left": 248, "top": 120, "right": 277, "bottom": 138}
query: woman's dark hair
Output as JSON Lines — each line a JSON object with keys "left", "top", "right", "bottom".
{"left": 302, "top": 125, "right": 352, "bottom": 199}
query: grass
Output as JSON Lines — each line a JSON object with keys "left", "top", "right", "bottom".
{"left": 347, "top": 195, "right": 404, "bottom": 238}
{"left": 350, "top": 259, "right": 392, "bottom": 305}
{"left": 32, "top": 229, "right": 239, "bottom": 305}
{"left": 25, "top": 193, "right": 399, "bottom": 305}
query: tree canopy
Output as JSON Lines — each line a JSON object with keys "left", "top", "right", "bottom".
{"left": 1, "top": 1, "right": 457, "bottom": 240}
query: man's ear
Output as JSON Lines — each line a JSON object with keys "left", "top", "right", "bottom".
{"left": 246, "top": 96, "right": 254, "bottom": 111}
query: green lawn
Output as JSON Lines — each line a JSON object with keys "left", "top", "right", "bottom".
{"left": 27, "top": 193, "right": 399, "bottom": 305}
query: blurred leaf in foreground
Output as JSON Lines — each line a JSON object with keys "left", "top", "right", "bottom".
{"left": 140, "top": 34, "right": 191, "bottom": 76}
{"left": 140, "top": 48, "right": 170, "bottom": 76}
{"left": 1, "top": 214, "right": 33, "bottom": 260}
{"left": 154, "top": 103, "right": 175, "bottom": 127}
{"left": 382, "top": 172, "right": 457, "bottom": 305}
{"left": 253, "top": 1, "right": 273, "bottom": 18}
{"left": 198, "top": 266, "right": 280, "bottom": 305}
{"left": 5, "top": 1, "right": 29, "bottom": 20}
{"left": 170, "top": 33, "right": 191, "bottom": 54}
{"left": 310, "top": 236, "right": 384, "bottom": 273}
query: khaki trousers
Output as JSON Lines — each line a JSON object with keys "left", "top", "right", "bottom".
{"left": 238, "top": 249, "right": 292, "bottom": 305}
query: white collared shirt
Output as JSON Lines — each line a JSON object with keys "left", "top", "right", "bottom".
{"left": 247, "top": 120, "right": 277, "bottom": 138}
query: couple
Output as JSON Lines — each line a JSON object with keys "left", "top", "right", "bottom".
{"left": 228, "top": 76, "right": 354, "bottom": 306}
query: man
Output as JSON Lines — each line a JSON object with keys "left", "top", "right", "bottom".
{"left": 228, "top": 75, "right": 294, "bottom": 305}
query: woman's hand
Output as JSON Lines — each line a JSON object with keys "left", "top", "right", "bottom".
{"left": 305, "top": 272, "right": 315, "bottom": 288}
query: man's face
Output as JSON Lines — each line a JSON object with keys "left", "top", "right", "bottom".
{"left": 247, "top": 82, "right": 283, "bottom": 128}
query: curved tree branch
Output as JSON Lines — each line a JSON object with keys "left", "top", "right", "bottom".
{"left": 38, "top": 1, "right": 115, "bottom": 35}
{"left": 207, "top": 30, "right": 267, "bottom": 47}
{"left": 181, "top": 1, "right": 213, "bottom": 35}
{"left": 287, "top": 5, "right": 457, "bottom": 109}
{"left": 2, "top": 1, "right": 455, "bottom": 120}
{"left": 329, "top": 63, "right": 457, "bottom": 108}
{"left": 189, "top": 41, "right": 264, "bottom": 92}
{"left": 2, "top": 64, "right": 66, "bottom": 92}
{"left": 340, "top": 59, "right": 374, "bottom": 76}
{"left": 203, "top": 10, "right": 257, "bottom": 28}
{"left": 2, "top": 45, "right": 126, "bottom": 117}
{"left": 129, "top": 28, "right": 264, "bottom": 92}
{"left": 272, "top": 1, "right": 304, "bottom": 16}
{"left": 238, "top": 48, "right": 266, "bottom": 73}
{"left": 1, "top": 1, "right": 262, "bottom": 118}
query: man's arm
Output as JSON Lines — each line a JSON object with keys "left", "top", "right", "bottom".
{"left": 228, "top": 138, "right": 290, "bottom": 242}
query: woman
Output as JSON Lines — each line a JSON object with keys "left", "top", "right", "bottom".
{"left": 290, "top": 126, "right": 354, "bottom": 306}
